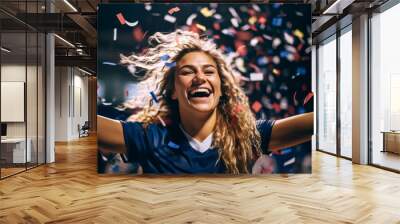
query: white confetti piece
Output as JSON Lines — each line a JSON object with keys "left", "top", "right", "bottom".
{"left": 164, "top": 14, "right": 176, "bottom": 23}
{"left": 103, "top": 62, "right": 117, "bottom": 66}
{"left": 125, "top": 20, "right": 138, "bottom": 27}
{"left": 144, "top": 3, "right": 152, "bottom": 11}
{"left": 113, "top": 28, "right": 117, "bottom": 41}
{"left": 284, "top": 157, "right": 296, "bottom": 167}
{"left": 186, "top": 13, "right": 197, "bottom": 25}
{"left": 263, "top": 34, "right": 272, "bottom": 40}
{"left": 252, "top": 4, "right": 261, "bottom": 12}
{"left": 272, "top": 38, "right": 281, "bottom": 48}
{"left": 213, "top": 13, "right": 222, "bottom": 20}
{"left": 196, "top": 23, "right": 206, "bottom": 31}
{"left": 250, "top": 72, "right": 264, "bottom": 81}
{"left": 230, "top": 18, "right": 239, "bottom": 28}
{"left": 250, "top": 37, "right": 259, "bottom": 46}
{"left": 284, "top": 32, "right": 294, "bottom": 45}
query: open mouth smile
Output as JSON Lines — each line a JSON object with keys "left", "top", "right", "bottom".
{"left": 187, "top": 87, "right": 213, "bottom": 99}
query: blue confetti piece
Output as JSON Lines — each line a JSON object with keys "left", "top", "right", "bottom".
{"left": 280, "top": 51, "right": 289, "bottom": 58}
{"left": 272, "top": 17, "right": 282, "bottom": 27}
{"left": 112, "top": 164, "right": 120, "bottom": 173}
{"left": 257, "top": 57, "right": 268, "bottom": 66}
{"left": 150, "top": 91, "right": 158, "bottom": 103}
{"left": 103, "top": 62, "right": 117, "bottom": 66}
{"left": 168, "top": 141, "right": 180, "bottom": 149}
{"left": 297, "top": 107, "right": 306, "bottom": 114}
{"left": 165, "top": 62, "right": 176, "bottom": 68}
{"left": 281, "top": 148, "right": 293, "bottom": 155}
{"left": 296, "top": 67, "right": 306, "bottom": 76}
{"left": 160, "top": 54, "right": 170, "bottom": 61}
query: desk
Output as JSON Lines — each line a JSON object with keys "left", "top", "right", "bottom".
{"left": 1, "top": 138, "right": 31, "bottom": 163}
{"left": 381, "top": 131, "right": 400, "bottom": 154}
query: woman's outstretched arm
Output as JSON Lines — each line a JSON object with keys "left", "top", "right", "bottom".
{"left": 268, "top": 112, "right": 314, "bottom": 152}
{"left": 97, "top": 115, "right": 126, "bottom": 153}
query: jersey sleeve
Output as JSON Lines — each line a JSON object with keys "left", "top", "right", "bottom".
{"left": 120, "top": 121, "right": 148, "bottom": 163}
{"left": 256, "top": 120, "right": 275, "bottom": 154}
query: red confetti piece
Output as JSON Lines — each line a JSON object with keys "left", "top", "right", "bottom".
{"left": 251, "top": 101, "right": 262, "bottom": 113}
{"left": 258, "top": 16, "right": 267, "bottom": 24}
{"left": 116, "top": 13, "right": 126, "bottom": 25}
{"left": 168, "top": 6, "right": 180, "bottom": 15}
{"left": 303, "top": 92, "right": 314, "bottom": 105}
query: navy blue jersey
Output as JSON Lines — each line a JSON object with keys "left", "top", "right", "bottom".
{"left": 121, "top": 120, "right": 275, "bottom": 174}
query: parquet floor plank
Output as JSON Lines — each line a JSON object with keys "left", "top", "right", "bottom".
{"left": 0, "top": 135, "right": 399, "bottom": 223}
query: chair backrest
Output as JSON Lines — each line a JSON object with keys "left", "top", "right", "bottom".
{"left": 82, "top": 121, "right": 90, "bottom": 129}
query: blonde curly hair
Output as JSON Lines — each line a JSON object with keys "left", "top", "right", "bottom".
{"left": 120, "top": 30, "right": 261, "bottom": 174}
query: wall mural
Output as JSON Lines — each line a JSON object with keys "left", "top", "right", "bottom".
{"left": 97, "top": 3, "right": 313, "bottom": 175}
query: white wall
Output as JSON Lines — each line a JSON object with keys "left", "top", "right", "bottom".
{"left": 54, "top": 66, "right": 89, "bottom": 141}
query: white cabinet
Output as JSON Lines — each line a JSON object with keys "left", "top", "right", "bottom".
{"left": 1, "top": 138, "right": 31, "bottom": 163}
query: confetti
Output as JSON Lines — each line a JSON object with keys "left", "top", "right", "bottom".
{"left": 160, "top": 54, "right": 170, "bottom": 61}
{"left": 272, "top": 38, "right": 281, "bottom": 48}
{"left": 257, "top": 57, "right": 268, "bottom": 66}
{"left": 250, "top": 37, "right": 259, "bottom": 46}
{"left": 125, "top": 20, "right": 138, "bottom": 27}
{"left": 293, "top": 29, "right": 304, "bottom": 39}
{"left": 113, "top": 28, "right": 117, "bottom": 41}
{"left": 262, "top": 34, "right": 272, "bottom": 40}
{"left": 168, "top": 6, "right": 180, "bottom": 15}
{"left": 164, "top": 14, "right": 176, "bottom": 23}
{"left": 186, "top": 13, "right": 197, "bottom": 25}
{"left": 284, "top": 32, "right": 294, "bottom": 45}
{"left": 100, "top": 153, "right": 108, "bottom": 162}
{"left": 213, "top": 14, "right": 222, "bottom": 20}
{"left": 248, "top": 16, "right": 257, "bottom": 25}
{"left": 272, "top": 68, "right": 281, "bottom": 76}
{"left": 165, "top": 62, "right": 176, "bottom": 68}
{"left": 272, "top": 56, "right": 280, "bottom": 64}
{"left": 116, "top": 13, "right": 126, "bottom": 25}
{"left": 272, "top": 17, "right": 283, "bottom": 27}
{"left": 116, "top": 13, "right": 138, "bottom": 27}
{"left": 258, "top": 16, "right": 267, "bottom": 24}
{"left": 241, "top": 24, "right": 250, "bottom": 31}
{"left": 250, "top": 72, "right": 264, "bottom": 81}
{"left": 196, "top": 23, "right": 206, "bottom": 31}
{"left": 102, "top": 62, "right": 117, "bottom": 66}
{"left": 283, "top": 157, "right": 296, "bottom": 167}
{"left": 251, "top": 101, "right": 262, "bottom": 113}
{"left": 231, "top": 18, "right": 239, "bottom": 28}
{"left": 167, "top": 141, "right": 180, "bottom": 149}
{"left": 228, "top": 7, "right": 240, "bottom": 20}
{"left": 221, "top": 28, "right": 236, "bottom": 36}
{"left": 200, "top": 7, "right": 214, "bottom": 17}
{"left": 252, "top": 4, "right": 261, "bottom": 12}
{"left": 150, "top": 91, "right": 158, "bottom": 103}
{"left": 144, "top": 3, "right": 152, "bottom": 11}
{"left": 303, "top": 92, "right": 314, "bottom": 105}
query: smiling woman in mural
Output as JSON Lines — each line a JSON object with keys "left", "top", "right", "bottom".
{"left": 98, "top": 30, "right": 313, "bottom": 174}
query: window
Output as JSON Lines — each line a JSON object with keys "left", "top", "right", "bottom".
{"left": 317, "top": 35, "right": 337, "bottom": 154}
{"left": 370, "top": 2, "right": 400, "bottom": 171}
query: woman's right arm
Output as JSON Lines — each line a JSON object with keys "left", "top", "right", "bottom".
{"left": 97, "top": 115, "right": 126, "bottom": 153}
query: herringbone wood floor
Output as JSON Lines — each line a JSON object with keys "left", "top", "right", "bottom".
{"left": 1, "top": 135, "right": 400, "bottom": 224}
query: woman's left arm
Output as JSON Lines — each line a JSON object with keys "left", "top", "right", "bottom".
{"left": 268, "top": 112, "right": 314, "bottom": 152}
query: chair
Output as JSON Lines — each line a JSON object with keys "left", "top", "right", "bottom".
{"left": 78, "top": 121, "right": 90, "bottom": 138}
